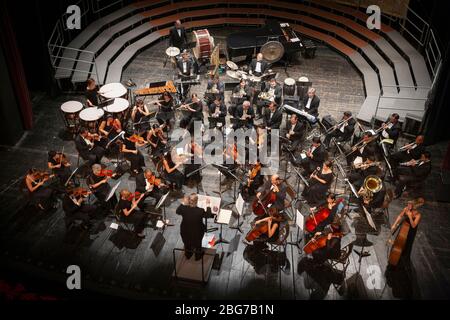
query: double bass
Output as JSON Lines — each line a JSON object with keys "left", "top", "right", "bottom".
{"left": 305, "top": 198, "right": 344, "bottom": 233}
{"left": 388, "top": 198, "right": 424, "bottom": 266}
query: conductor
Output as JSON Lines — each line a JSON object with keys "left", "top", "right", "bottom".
{"left": 176, "top": 193, "right": 213, "bottom": 260}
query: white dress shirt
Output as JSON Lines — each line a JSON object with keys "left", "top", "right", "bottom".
{"left": 305, "top": 97, "right": 312, "bottom": 109}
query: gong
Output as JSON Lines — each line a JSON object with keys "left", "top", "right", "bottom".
{"left": 260, "top": 41, "right": 285, "bottom": 63}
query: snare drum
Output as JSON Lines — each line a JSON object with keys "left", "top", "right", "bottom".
{"left": 103, "top": 98, "right": 130, "bottom": 121}
{"left": 60, "top": 101, "right": 83, "bottom": 135}
{"left": 283, "top": 78, "right": 296, "bottom": 96}
{"left": 192, "top": 29, "right": 214, "bottom": 60}
{"left": 99, "top": 83, "right": 127, "bottom": 100}
{"left": 79, "top": 107, "right": 105, "bottom": 133}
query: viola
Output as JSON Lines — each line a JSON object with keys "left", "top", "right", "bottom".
{"left": 127, "top": 192, "right": 143, "bottom": 202}
{"left": 70, "top": 187, "right": 91, "bottom": 197}
{"left": 33, "top": 170, "right": 53, "bottom": 180}
{"left": 303, "top": 232, "right": 343, "bottom": 254}
{"left": 55, "top": 152, "right": 70, "bottom": 166}
{"left": 128, "top": 134, "right": 146, "bottom": 144}
{"left": 305, "top": 198, "right": 344, "bottom": 233}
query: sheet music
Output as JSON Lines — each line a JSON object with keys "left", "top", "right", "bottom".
{"left": 353, "top": 156, "right": 363, "bottom": 166}
{"left": 296, "top": 210, "right": 304, "bottom": 230}
{"left": 202, "top": 233, "right": 216, "bottom": 248}
{"left": 235, "top": 194, "right": 244, "bottom": 216}
{"left": 197, "top": 194, "right": 221, "bottom": 215}
{"left": 176, "top": 147, "right": 184, "bottom": 155}
{"left": 362, "top": 206, "right": 377, "bottom": 231}
{"left": 110, "top": 223, "right": 119, "bottom": 230}
{"left": 300, "top": 153, "right": 307, "bottom": 160}
{"left": 216, "top": 209, "right": 233, "bottom": 225}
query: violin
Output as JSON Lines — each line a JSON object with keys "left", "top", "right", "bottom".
{"left": 252, "top": 184, "right": 278, "bottom": 216}
{"left": 146, "top": 175, "right": 162, "bottom": 188}
{"left": 98, "top": 169, "right": 115, "bottom": 177}
{"left": 128, "top": 134, "right": 146, "bottom": 144}
{"left": 305, "top": 198, "right": 344, "bottom": 233}
{"left": 303, "top": 232, "right": 343, "bottom": 254}
{"left": 55, "top": 152, "right": 70, "bottom": 166}
{"left": 33, "top": 170, "right": 53, "bottom": 181}
{"left": 245, "top": 208, "right": 283, "bottom": 242}
{"left": 127, "top": 191, "right": 143, "bottom": 202}
{"left": 70, "top": 187, "right": 91, "bottom": 198}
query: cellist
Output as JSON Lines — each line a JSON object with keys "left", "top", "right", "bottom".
{"left": 305, "top": 193, "right": 343, "bottom": 238}
{"left": 255, "top": 175, "right": 286, "bottom": 213}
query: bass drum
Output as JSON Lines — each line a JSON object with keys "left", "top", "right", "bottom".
{"left": 192, "top": 29, "right": 214, "bottom": 60}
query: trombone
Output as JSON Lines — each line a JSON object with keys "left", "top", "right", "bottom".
{"left": 307, "top": 116, "right": 353, "bottom": 140}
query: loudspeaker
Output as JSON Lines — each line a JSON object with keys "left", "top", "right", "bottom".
{"left": 321, "top": 115, "right": 337, "bottom": 130}
{"left": 403, "top": 113, "right": 422, "bottom": 136}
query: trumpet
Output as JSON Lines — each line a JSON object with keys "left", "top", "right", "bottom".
{"left": 354, "top": 161, "right": 382, "bottom": 170}
{"left": 399, "top": 142, "right": 417, "bottom": 152}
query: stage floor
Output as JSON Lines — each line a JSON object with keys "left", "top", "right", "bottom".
{"left": 0, "top": 28, "right": 449, "bottom": 300}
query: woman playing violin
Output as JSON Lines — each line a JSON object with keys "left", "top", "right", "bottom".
{"left": 47, "top": 150, "right": 72, "bottom": 186}
{"left": 98, "top": 115, "right": 122, "bottom": 151}
{"left": 87, "top": 164, "right": 118, "bottom": 211}
{"left": 160, "top": 151, "right": 185, "bottom": 191}
{"left": 25, "top": 168, "right": 56, "bottom": 211}
{"left": 146, "top": 124, "right": 168, "bottom": 162}
{"left": 62, "top": 187, "right": 97, "bottom": 228}
{"left": 121, "top": 132, "right": 146, "bottom": 175}
{"left": 117, "top": 189, "right": 147, "bottom": 238}
{"left": 131, "top": 98, "right": 152, "bottom": 134}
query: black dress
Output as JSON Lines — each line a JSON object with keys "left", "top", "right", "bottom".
{"left": 401, "top": 217, "right": 418, "bottom": 261}
{"left": 117, "top": 198, "right": 147, "bottom": 234}
{"left": 85, "top": 87, "right": 99, "bottom": 107}
{"left": 123, "top": 138, "right": 145, "bottom": 172}
{"left": 302, "top": 170, "right": 333, "bottom": 206}
{"left": 27, "top": 178, "right": 54, "bottom": 210}
{"left": 48, "top": 156, "right": 72, "bottom": 185}
{"left": 62, "top": 194, "right": 96, "bottom": 226}
{"left": 156, "top": 100, "right": 174, "bottom": 127}
{"left": 163, "top": 155, "right": 184, "bottom": 189}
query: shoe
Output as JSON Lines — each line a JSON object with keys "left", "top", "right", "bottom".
{"left": 136, "top": 232, "right": 145, "bottom": 238}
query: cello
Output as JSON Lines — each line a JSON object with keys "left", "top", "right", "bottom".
{"left": 252, "top": 183, "right": 278, "bottom": 216}
{"left": 303, "top": 231, "right": 343, "bottom": 254}
{"left": 388, "top": 198, "right": 424, "bottom": 266}
{"left": 305, "top": 198, "right": 344, "bottom": 233}
{"left": 245, "top": 208, "right": 283, "bottom": 242}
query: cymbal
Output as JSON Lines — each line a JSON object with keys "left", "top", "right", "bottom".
{"left": 261, "top": 41, "right": 284, "bottom": 63}
{"left": 166, "top": 47, "right": 180, "bottom": 57}
{"left": 226, "top": 60, "right": 238, "bottom": 70}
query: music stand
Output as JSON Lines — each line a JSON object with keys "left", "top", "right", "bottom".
{"left": 230, "top": 194, "right": 245, "bottom": 234}
{"left": 65, "top": 167, "right": 80, "bottom": 187}
{"left": 362, "top": 205, "right": 377, "bottom": 231}
{"left": 152, "top": 191, "right": 173, "bottom": 229}
{"left": 215, "top": 209, "right": 232, "bottom": 245}
{"left": 106, "top": 181, "right": 121, "bottom": 203}
{"left": 287, "top": 209, "right": 304, "bottom": 250}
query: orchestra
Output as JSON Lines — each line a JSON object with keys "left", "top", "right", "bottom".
{"left": 20, "top": 23, "right": 435, "bottom": 287}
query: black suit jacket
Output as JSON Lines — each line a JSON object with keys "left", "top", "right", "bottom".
{"left": 412, "top": 161, "right": 431, "bottom": 179}
{"left": 264, "top": 84, "right": 282, "bottom": 104}
{"left": 169, "top": 26, "right": 188, "bottom": 49}
{"left": 383, "top": 121, "right": 401, "bottom": 142}
{"left": 340, "top": 118, "right": 356, "bottom": 141}
{"left": 208, "top": 103, "right": 227, "bottom": 118}
{"left": 249, "top": 59, "right": 269, "bottom": 75}
{"left": 135, "top": 172, "right": 147, "bottom": 194}
{"left": 408, "top": 144, "right": 426, "bottom": 160}
{"left": 302, "top": 95, "right": 320, "bottom": 117}
{"left": 75, "top": 135, "right": 91, "bottom": 159}
{"left": 257, "top": 181, "right": 287, "bottom": 211}
{"left": 285, "top": 121, "right": 305, "bottom": 141}
{"left": 236, "top": 105, "right": 255, "bottom": 126}
{"left": 177, "top": 59, "right": 194, "bottom": 76}
{"left": 176, "top": 204, "right": 211, "bottom": 245}
{"left": 232, "top": 85, "right": 250, "bottom": 100}
{"left": 263, "top": 108, "right": 283, "bottom": 129}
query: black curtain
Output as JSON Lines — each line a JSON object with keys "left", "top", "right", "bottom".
{"left": 422, "top": 44, "right": 450, "bottom": 145}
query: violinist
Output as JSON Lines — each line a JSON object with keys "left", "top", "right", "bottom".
{"left": 301, "top": 160, "right": 334, "bottom": 206}
{"left": 208, "top": 96, "right": 227, "bottom": 130}
{"left": 131, "top": 98, "right": 152, "bottom": 133}
{"left": 87, "top": 164, "right": 118, "bottom": 211}
{"left": 295, "top": 137, "right": 327, "bottom": 176}
{"left": 179, "top": 93, "right": 203, "bottom": 133}
{"left": 184, "top": 137, "right": 203, "bottom": 184}
{"left": 25, "top": 169, "right": 56, "bottom": 212}
{"left": 75, "top": 127, "right": 105, "bottom": 166}
{"left": 98, "top": 115, "right": 122, "bottom": 150}
{"left": 47, "top": 150, "right": 72, "bottom": 185}
{"left": 256, "top": 174, "right": 286, "bottom": 212}
{"left": 62, "top": 187, "right": 96, "bottom": 228}
{"left": 117, "top": 189, "right": 147, "bottom": 238}
{"left": 219, "top": 141, "right": 240, "bottom": 186}
{"left": 155, "top": 91, "right": 175, "bottom": 131}
{"left": 135, "top": 169, "right": 167, "bottom": 209}
{"left": 240, "top": 160, "right": 264, "bottom": 201}
{"left": 160, "top": 151, "right": 185, "bottom": 191}
{"left": 146, "top": 124, "right": 167, "bottom": 162}
{"left": 120, "top": 132, "right": 146, "bottom": 176}
{"left": 323, "top": 111, "right": 355, "bottom": 148}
